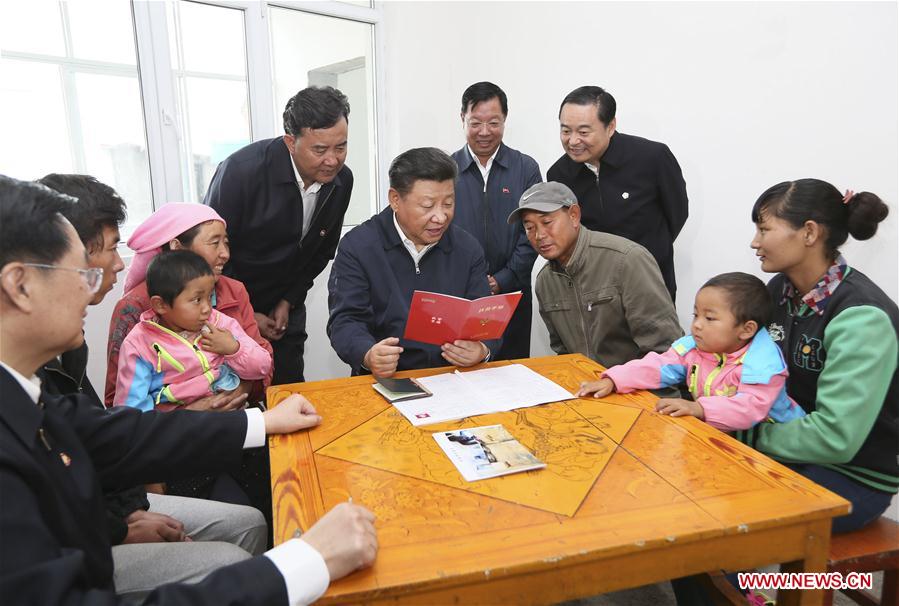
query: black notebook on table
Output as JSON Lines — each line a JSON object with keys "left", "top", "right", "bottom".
{"left": 372, "top": 377, "right": 432, "bottom": 403}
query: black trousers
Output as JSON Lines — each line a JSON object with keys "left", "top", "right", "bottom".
{"left": 271, "top": 303, "right": 307, "bottom": 385}
{"left": 495, "top": 290, "right": 533, "bottom": 361}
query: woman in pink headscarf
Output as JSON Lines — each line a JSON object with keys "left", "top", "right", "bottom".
{"left": 105, "top": 203, "right": 273, "bottom": 408}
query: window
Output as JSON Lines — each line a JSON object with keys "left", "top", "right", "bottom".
{"left": 269, "top": 7, "right": 379, "bottom": 226}
{"left": 2, "top": 0, "right": 383, "bottom": 230}
{"left": 1, "top": 0, "right": 153, "bottom": 228}
{"left": 166, "top": 1, "right": 252, "bottom": 203}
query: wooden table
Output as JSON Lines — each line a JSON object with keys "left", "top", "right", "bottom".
{"left": 268, "top": 354, "right": 849, "bottom": 605}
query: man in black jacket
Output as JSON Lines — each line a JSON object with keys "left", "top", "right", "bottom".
{"left": 547, "top": 86, "right": 688, "bottom": 301}
{"left": 206, "top": 86, "right": 354, "bottom": 384}
{"left": 0, "top": 175, "right": 377, "bottom": 604}
{"left": 36, "top": 174, "right": 268, "bottom": 599}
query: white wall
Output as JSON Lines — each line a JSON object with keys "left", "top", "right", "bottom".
{"left": 382, "top": 0, "right": 899, "bottom": 345}
{"left": 85, "top": 0, "right": 898, "bottom": 391}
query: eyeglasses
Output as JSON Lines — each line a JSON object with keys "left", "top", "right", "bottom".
{"left": 21, "top": 263, "right": 104, "bottom": 294}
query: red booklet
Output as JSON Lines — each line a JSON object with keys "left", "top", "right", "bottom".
{"left": 403, "top": 290, "right": 522, "bottom": 346}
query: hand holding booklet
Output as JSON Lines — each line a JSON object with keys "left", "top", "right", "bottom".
{"left": 403, "top": 290, "right": 522, "bottom": 345}
{"left": 433, "top": 424, "right": 545, "bottom": 481}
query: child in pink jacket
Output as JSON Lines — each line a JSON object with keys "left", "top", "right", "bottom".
{"left": 578, "top": 272, "right": 805, "bottom": 431}
{"left": 114, "top": 250, "right": 272, "bottom": 411}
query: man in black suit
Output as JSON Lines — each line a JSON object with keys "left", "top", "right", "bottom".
{"left": 36, "top": 173, "right": 272, "bottom": 600}
{"left": 546, "top": 86, "right": 688, "bottom": 301}
{"left": 0, "top": 175, "right": 377, "bottom": 604}
{"left": 206, "top": 86, "right": 354, "bottom": 384}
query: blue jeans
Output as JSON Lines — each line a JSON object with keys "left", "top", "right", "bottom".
{"left": 673, "top": 463, "right": 895, "bottom": 604}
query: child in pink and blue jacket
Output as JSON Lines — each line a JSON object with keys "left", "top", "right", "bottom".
{"left": 113, "top": 250, "right": 272, "bottom": 411}
{"left": 577, "top": 272, "right": 805, "bottom": 431}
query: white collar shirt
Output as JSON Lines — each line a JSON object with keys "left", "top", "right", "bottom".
{"left": 467, "top": 145, "right": 500, "bottom": 192}
{"left": 393, "top": 211, "right": 435, "bottom": 266}
{"left": 0, "top": 362, "right": 41, "bottom": 404}
{"left": 291, "top": 159, "right": 323, "bottom": 238}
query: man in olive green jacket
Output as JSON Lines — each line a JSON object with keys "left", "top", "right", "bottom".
{"left": 508, "top": 182, "right": 682, "bottom": 369}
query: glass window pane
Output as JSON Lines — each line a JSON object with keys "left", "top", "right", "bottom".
{"left": 0, "top": 59, "right": 72, "bottom": 179}
{"left": 269, "top": 8, "right": 377, "bottom": 226}
{"left": 181, "top": 77, "right": 252, "bottom": 202}
{"left": 167, "top": 1, "right": 251, "bottom": 202}
{"left": 0, "top": 1, "right": 65, "bottom": 56}
{"left": 170, "top": 1, "right": 246, "bottom": 76}
{"left": 66, "top": 0, "right": 137, "bottom": 64}
{"left": 74, "top": 72, "right": 153, "bottom": 228}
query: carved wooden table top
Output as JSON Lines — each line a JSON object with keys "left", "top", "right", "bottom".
{"left": 268, "top": 354, "right": 849, "bottom": 605}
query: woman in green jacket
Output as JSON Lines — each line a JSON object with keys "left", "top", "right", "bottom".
{"left": 745, "top": 178, "right": 896, "bottom": 532}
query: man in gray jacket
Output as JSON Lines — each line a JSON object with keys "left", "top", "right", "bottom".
{"left": 508, "top": 182, "right": 682, "bottom": 369}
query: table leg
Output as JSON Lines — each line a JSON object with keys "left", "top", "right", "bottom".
{"left": 778, "top": 518, "right": 832, "bottom": 606}
{"left": 886, "top": 567, "right": 899, "bottom": 606}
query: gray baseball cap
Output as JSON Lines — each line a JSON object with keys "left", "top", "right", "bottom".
{"left": 506, "top": 181, "right": 578, "bottom": 224}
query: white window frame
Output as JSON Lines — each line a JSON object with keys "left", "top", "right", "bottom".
{"left": 132, "top": 0, "right": 183, "bottom": 208}
{"left": 132, "top": 0, "right": 386, "bottom": 218}
{"left": 2, "top": 2, "right": 145, "bottom": 189}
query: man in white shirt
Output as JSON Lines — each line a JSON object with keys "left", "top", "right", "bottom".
{"left": 0, "top": 175, "right": 377, "bottom": 605}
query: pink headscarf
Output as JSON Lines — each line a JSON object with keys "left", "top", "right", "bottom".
{"left": 123, "top": 203, "right": 227, "bottom": 293}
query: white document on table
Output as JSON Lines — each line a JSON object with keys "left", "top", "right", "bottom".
{"left": 392, "top": 364, "right": 575, "bottom": 426}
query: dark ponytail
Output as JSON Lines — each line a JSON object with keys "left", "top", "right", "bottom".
{"left": 751, "top": 178, "right": 890, "bottom": 259}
